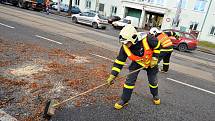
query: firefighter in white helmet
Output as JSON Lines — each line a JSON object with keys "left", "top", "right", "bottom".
{"left": 149, "top": 27, "right": 179, "bottom": 73}
{"left": 106, "top": 24, "right": 161, "bottom": 110}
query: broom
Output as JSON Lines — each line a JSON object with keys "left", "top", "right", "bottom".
{"left": 43, "top": 67, "right": 144, "bottom": 118}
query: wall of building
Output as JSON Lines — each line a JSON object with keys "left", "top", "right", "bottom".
{"left": 59, "top": 0, "right": 215, "bottom": 43}
{"left": 200, "top": 0, "right": 215, "bottom": 43}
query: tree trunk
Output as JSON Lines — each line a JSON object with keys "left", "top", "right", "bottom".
{"left": 67, "top": 0, "right": 72, "bottom": 16}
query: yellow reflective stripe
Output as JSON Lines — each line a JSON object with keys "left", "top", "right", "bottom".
{"left": 149, "top": 84, "right": 158, "bottom": 88}
{"left": 124, "top": 84, "right": 135, "bottom": 89}
{"left": 153, "top": 50, "right": 160, "bottom": 54}
{"left": 115, "top": 59, "right": 125, "bottom": 65}
{"left": 136, "top": 61, "right": 147, "bottom": 67}
{"left": 154, "top": 40, "right": 160, "bottom": 49}
{"left": 160, "top": 48, "right": 173, "bottom": 51}
{"left": 163, "top": 63, "right": 170, "bottom": 65}
{"left": 112, "top": 67, "right": 121, "bottom": 73}
{"left": 160, "top": 37, "right": 168, "bottom": 43}
{"left": 171, "top": 31, "right": 173, "bottom": 36}
{"left": 123, "top": 45, "right": 132, "bottom": 56}
{"left": 162, "top": 39, "right": 172, "bottom": 45}
{"left": 143, "top": 38, "right": 150, "bottom": 50}
{"left": 162, "top": 42, "right": 173, "bottom": 48}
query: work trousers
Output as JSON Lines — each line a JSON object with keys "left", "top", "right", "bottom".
{"left": 158, "top": 51, "right": 173, "bottom": 72}
{"left": 121, "top": 61, "right": 159, "bottom": 102}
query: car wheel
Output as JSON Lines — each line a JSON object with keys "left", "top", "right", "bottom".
{"left": 18, "top": 0, "right": 24, "bottom": 8}
{"left": 92, "top": 22, "right": 98, "bottom": 29}
{"left": 178, "top": 43, "right": 188, "bottom": 52}
{"left": 72, "top": 17, "right": 77, "bottom": 23}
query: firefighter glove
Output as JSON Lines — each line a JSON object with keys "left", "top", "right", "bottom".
{"left": 106, "top": 74, "right": 116, "bottom": 85}
{"left": 150, "top": 57, "right": 158, "bottom": 68}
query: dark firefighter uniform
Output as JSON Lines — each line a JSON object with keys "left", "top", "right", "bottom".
{"left": 157, "top": 31, "right": 179, "bottom": 72}
{"left": 108, "top": 31, "right": 161, "bottom": 109}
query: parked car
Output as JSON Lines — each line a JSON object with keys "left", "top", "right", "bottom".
{"left": 163, "top": 29, "right": 198, "bottom": 51}
{"left": 112, "top": 18, "right": 131, "bottom": 29}
{"left": 71, "top": 12, "right": 108, "bottom": 29}
{"left": 51, "top": 3, "right": 68, "bottom": 12}
{"left": 51, "top": 3, "right": 80, "bottom": 13}
{"left": 108, "top": 16, "right": 121, "bottom": 24}
{"left": 112, "top": 16, "right": 139, "bottom": 29}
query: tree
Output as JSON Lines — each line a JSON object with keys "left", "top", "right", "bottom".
{"left": 68, "top": 0, "right": 72, "bottom": 16}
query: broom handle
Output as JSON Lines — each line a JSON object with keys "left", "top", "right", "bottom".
{"left": 53, "top": 67, "right": 144, "bottom": 107}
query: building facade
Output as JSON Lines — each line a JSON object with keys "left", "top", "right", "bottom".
{"left": 63, "top": 0, "right": 214, "bottom": 43}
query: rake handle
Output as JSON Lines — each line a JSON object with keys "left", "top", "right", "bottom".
{"left": 53, "top": 67, "right": 144, "bottom": 107}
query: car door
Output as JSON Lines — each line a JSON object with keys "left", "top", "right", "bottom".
{"left": 87, "top": 13, "right": 96, "bottom": 25}
{"left": 78, "top": 12, "right": 89, "bottom": 24}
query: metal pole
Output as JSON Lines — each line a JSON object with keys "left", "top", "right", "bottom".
{"left": 173, "top": 0, "right": 182, "bottom": 29}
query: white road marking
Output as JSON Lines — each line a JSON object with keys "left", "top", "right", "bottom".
{"left": 89, "top": 53, "right": 115, "bottom": 62}
{"left": 89, "top": 53, "right": 128, "bottom": 66}
{"left": 35, "top": 35, "right": 62, "bottom": 44}
{"left": 0, "top": 22, "right": 15, "bottom": 29}
{"left": 167, "top": 78, "right": 215, "bottom": 95}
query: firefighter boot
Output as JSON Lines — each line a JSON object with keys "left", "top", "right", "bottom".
{"left": 153, "top": 95, "right": 160, "bottom": 105}
{"left": 114, "top": 100, "right": 128, "bottom": 110}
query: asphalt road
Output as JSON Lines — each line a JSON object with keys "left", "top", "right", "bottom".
{"left": 0, "top": 5, "right": 215, "bottom": 121}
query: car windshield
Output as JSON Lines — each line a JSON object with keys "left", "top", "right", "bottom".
{"left": 98, "top": 14, "right": 107, "bottom": 20}
{"left": 184, "top": 33, "right": 195, "bottom": 39}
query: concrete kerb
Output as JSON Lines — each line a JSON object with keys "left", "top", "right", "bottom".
{"left": 197, "top": 46, "right": 215, "bottom": 55}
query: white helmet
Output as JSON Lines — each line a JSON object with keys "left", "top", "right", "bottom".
{"left": 149, "top": 27, "right": 162, "bottom": 36}
{"left": 119, "top": 24, "right": 138, "bottom": 45}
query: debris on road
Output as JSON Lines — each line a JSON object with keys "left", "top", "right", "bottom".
{"left": 0, "top": 39, "right": 121, "bottom": 120}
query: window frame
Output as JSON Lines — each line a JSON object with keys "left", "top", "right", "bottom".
{"left": 209, "top": 26, "right": 215, "bottom": 36}
{"left": 85, "top": 0, "right": 91, "bottom": 9}
{"left": 194, "top": 0, "right": 207, "bottom": 12}
{"left": 98, "top": 3, "right": 104, "bottom": 12}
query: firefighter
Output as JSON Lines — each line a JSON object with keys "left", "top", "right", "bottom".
{"left": 149, "top": 27, "right": 179, "bottom": 73}
{"left": 106, "top": 24, "right": 161, "bottom": 110}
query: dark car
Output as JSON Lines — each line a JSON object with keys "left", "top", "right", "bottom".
{"left": 70, "top": 6, "right": 81, "bottom": 14}
{"left": 108, "top": 16, "right": 121, "bottom": 24}
{"left": 163, "top": 29, "right": 198, "bottom": 52}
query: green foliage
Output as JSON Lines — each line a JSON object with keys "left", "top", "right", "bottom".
{"left": 199, "top": 41, "right": 215, "bottom": 48}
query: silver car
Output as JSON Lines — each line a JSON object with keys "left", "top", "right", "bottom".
{"left": 71, "top": 12, "right": 108, "bottom": 29}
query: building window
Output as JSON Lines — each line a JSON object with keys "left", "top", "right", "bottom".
{"left": 210, "top": 26, "right": 215, "bottom": 36}
{"left": 85, "top": 0, "right": 91, "bottom": 9}
{"left": 111, "top": 6, "right": 117, "bottom": 15}
{"left": 189, "top": 22, "right": 198, "bottom": 30}
{"left": 194, "top": 0, "right": 206, "bottom": 11}
{"left": 99, "top": 3, "right": 104, "bottom": 12}
{"left": 176, "top": 0, "right": 187, "bottom": 9}
{"left": 75, "top": 0, "right": 80, "bottom": 5}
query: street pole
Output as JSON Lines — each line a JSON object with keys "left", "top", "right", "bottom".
{"left": 173, "top": 0, "right": 182, "bottom": 29}
{"left": 68, "top": 0, "right": 72, "bottom": 16}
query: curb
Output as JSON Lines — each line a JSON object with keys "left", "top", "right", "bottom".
{"left": 197, "top": 47, "right": 215, "bottom": 55}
